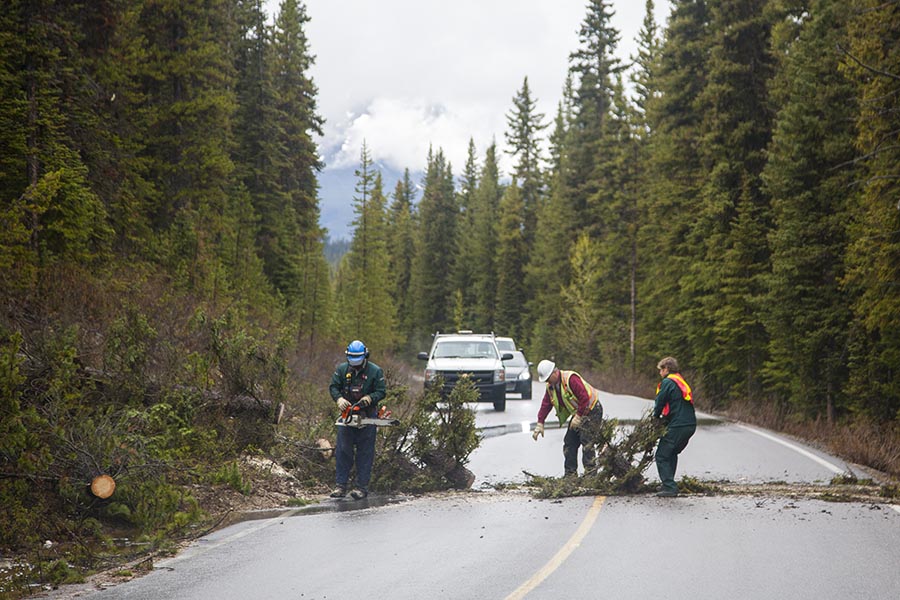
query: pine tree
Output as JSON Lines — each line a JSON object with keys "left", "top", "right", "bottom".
{"left": 0, "top": 0, "right": 112, "bottom": 291}
{"left": 637, "top": 0, "right": 711, "bottom": 371}
{"left": 335, "top": 144, "right": 395, "bottom": 351}
{"left": 451, "top": 139, "right": 481, "bottom": 326}
{"left": 761, "top": 0, "right": 857, "bottom": 423}
{"left": 494, "top": 180, "right": 528, "bottom": 338}
{"left": 566, "top": 0, "right": 623, "bottom": 230}
{"left": 686, "top": 0, "right": 777, "bottom": 403}
{"left": 386, "top": 169, "right": 417, "bottom": 348}
{"left": 471, "top": 142, "right": 503, "bottom": 332}
{"left": 625, "top": 0, "right": 661, "bottom": 371}
{"left": 526, "top": 80, "right": 575, "bottom": 359}
{"left": 269, "top": 0, "right": 330, "bottom": 339}
{"left": 504, "top": 77, "right": 548, "bottom": 247}
{"left": 842, "top": 0, "right": 900, "bottom": 422}
{"left": 411, "top": 149, "right": 457, "bottom": 335}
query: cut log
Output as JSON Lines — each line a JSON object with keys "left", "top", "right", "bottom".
{"left": 90, "top": 474, "right": 116, "bottom": 499}
{"left": 422, "top": 450, "right": 475, "bottom": 489}
{"left": 316, "top": 438, "right": 333, "bottom": 460}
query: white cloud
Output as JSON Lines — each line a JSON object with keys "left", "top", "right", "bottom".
{"left": 325, "top": 97, "right": 501, "bottom": 172}
{"left": 263, "top": 0, "right": 671, "bottom": 236}
{"left": 300, "top": 0, "right": 589, "bottom": 174}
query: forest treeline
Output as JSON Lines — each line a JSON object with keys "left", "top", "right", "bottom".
{"left": 342, "top": 0, "right": 900, "bottom": 430}
{"left": 1, "top": 0, "right": 899, "bottom": 571}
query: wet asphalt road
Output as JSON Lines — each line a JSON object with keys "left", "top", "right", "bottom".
{"left": 56, "top": 382, "right": 900, "bottom": 600}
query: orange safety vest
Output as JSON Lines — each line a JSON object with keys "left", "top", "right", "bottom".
{"left": 548, "top": 370, "right": 599, "bottom": 424}
{"left": 656, "top": 373, "right": 693, "bottom": 417}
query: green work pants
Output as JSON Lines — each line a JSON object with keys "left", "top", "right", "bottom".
{"left": 655, "top": 423, "right": 696, "bottom": 493}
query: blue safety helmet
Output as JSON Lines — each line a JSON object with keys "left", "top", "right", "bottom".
{"left": 346, "top": 340, "right": 368, "bottom": 366}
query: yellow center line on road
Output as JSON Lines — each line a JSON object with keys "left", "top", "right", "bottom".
{"left": 505, "top": 495, "right": 606, "bottom": 600}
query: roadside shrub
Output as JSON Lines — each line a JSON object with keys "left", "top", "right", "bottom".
{"left": 103, "top": 307, "right": 158, "bottom": 404}
{"left": 210, "top": 461, "right": 252, "bottom": 495}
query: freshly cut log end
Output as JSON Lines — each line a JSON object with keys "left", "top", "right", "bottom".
{"left": 316, "top": 438, "right": 334, "bottom": 460}
{"left": 91, "top": 474, "right": 116, "bottom": 499}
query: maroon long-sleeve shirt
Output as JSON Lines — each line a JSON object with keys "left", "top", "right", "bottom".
{"left": 537, "top": 372, "right": 592, "bottom": 424}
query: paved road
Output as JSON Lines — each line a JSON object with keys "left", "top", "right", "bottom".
{"left": 469, "top": 383, "right": 860, "bottom": 487}
{"left": 53, "top": 381, "right": 900, "bottom": 599}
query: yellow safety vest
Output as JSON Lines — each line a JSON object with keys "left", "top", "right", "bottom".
{"left": 548, "top": 370, "right": 599, "bottom": 424}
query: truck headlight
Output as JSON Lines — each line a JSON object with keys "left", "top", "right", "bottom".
{"left": 495, "top": 369, "right": 505, "bottom": 382}
{"left": 518, "top": 370, "right": 531, "bottom": 381}
{"left": 425, "top": 369, "right": 437, "bottom": 382}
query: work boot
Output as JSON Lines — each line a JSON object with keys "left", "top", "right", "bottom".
{"left": 329, "top": 485, "right": 347, "bottom": 498}
{"left": 655, "top": 489, "right": 678, "bottom": 497}
{"left": 350, "top": 488, "right": 368, "bottom": 500}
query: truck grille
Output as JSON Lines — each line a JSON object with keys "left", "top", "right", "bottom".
{"left": 438, "top": 370, "right": 495, "bottom": 386}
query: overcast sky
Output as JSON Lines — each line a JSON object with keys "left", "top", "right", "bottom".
{"left": 264, "top": 1, "right": 671, "bottom": 237}
{"left": 266, "top": 0, "right": 670, "bottom": 238}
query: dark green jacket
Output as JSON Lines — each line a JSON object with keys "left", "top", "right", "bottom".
{"left": 653, "top": 376, "right": 696, "bottom": 428}
{"left": 330, "top": 360, "right": 386, "bottom": 418}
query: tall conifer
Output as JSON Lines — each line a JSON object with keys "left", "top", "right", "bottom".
{"left": 687, "top": 0, "right": 776, "bottom": 403}
{"left": 494, "top": 181, "right": 528, "bottom": 338}
{"left": 761, "top": 0, "right": 857, "bottom": 422}
{"left": 411, "top": 149, "right": 457, "bottom": 334}
{"left": 842, "top": 0, "right": 900, "bottom": 422}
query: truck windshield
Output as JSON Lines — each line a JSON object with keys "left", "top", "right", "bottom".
{"left": 433, "top": 341, "right": 497, "bottom": 359}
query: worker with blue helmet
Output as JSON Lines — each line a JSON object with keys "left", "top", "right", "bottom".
{"left": 328, "top": 340, "right": 386, "bottom": 499}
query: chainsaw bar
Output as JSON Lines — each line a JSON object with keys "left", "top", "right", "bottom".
{"left": 336, "top": 416, "right": 400, "bottom": 428}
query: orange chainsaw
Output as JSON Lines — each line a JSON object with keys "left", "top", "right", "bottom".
{"left": 336, "top": 402, "right": 400, "bottom": 429}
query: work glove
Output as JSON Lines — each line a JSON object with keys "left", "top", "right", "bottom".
{"left": 532, "top": 422, "right": 544, "bottom": 441}
{"left": 336, "top": 397, "right": 351, "bottom": 411}
{"left": 570, "top": 414, "right": 583, "bottom": 430}
{"left": 358, "top": 395, "right": 372, "bottom": 407}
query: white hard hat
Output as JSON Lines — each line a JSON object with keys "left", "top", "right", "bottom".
{"left": 537, "top": 360, "right": 556, "bottom": 383}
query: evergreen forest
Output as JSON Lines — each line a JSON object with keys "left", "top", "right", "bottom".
{"left": 1, "top": 0, "right": 899, "bottom": 588}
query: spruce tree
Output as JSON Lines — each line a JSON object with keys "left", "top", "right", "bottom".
{"left": 494, "top": 180, "right": 528, "bottom": 338}
{"left": 625, "top": 0, "right": 661, "bottom": 371}
{"left": 270, "top": 0, "right": 330, "bottom": 339}
{"left": 526, "top": 81, "right": 575, "bottom": 360}
{"left": 452, "top": 139, "right": 481, "bottom": 326}
{"left": 386, "top": 169, "right": 417, "bottom": 348}
{"left": 0, "top": 0, "right": 112, "bottom": 291}
{"left": 842, "top": 0, "right": 900, "bottom": 422}
{"left": 559, "top": 233, "right": 602, "bottom": 366}
{"left": 566, "top": 0, "right": 622, "bottom": 230}
{"left": 761, "top": 0, "right": 857, "bottom": 423}
{"left": 686, "top": 0, "right": 777, "bottom": 403}
{"left": 336, "top": 144, "right": 396, "bottom": 351}
{"left": 637, "top": 0, "right": 711, "bottom": 371}
{"left": 471, "top": 142, "right": 503, "bottom": 332}
{"left": 591, "top": 75, "right": 640, "bottom": 370}
{"left": 504, "top": 77, "right": 548, "bottom": 248}
{"left": 411, "top": 148, "right": 457, "bottom": 335}
{"left": 127, "top": 0, "right": 243, "bottom": 295}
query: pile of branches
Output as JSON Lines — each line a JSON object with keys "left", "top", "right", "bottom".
{"left": 527, "top": 415, "right": 667, "bottom": 499}
{"left": 270, "top": 370, "right": 482, "bottom": 494}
